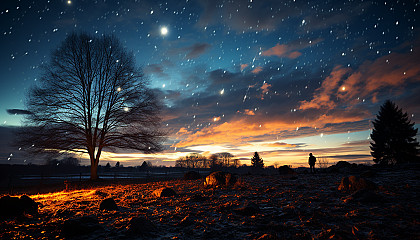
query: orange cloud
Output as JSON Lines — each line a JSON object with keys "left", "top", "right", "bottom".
{"left": 262, "top": 39, "right": 322, "bottom": 59}
{"left": 264, "top": 142, "right": 297, "bottom": 148}
{"left": 244, "top": 109, "right": 255, "bottom": 115}
{"left": 213, "top": 116, "right": 221, "bottom": 122}
{"left": 240, "top": 63, "right": 249, "bottom": 71}
{"left": 262, "top": 44, "right": 299, "bottom": 59}
{"left": 252, "top": 66, "right": 263, "bottom": 74}
{"left": 299, "top": 50, "right": 420, "bottom": 111}
{"left": 260, "top": 82, "right": 272, "bottom": 99}
{"left": 299, "top": 66, "right": 351, "bottom": 110}
{"left": 173, "top": 110, "right": 367, "bottom": 148}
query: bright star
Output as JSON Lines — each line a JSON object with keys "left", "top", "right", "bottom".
{"left": 67, "top": 0, "right": 72, "bottom": 5}
{"left": 160, "top": 27, "right": 168, "bottom": 36}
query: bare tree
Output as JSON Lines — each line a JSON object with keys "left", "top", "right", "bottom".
{"left": 19, "top": 32, "right": 164, "bottom": 179}
{"left": 218, "top": 152, "right": 234, "bottom": 167}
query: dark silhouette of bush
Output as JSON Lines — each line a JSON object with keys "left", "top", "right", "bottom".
{"left": 370, "top": 100, "right": 419, "bottom": 165}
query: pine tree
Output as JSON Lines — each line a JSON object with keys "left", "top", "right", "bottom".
{"left": 370, "top": 100, "right": 419, "bottom": 165}
{"left": 251, "top": 152, "right": 264, "bottom": 168}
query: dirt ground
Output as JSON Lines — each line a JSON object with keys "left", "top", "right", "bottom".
{"left": 0, "top": 168, "right": 419, "bottom": 239}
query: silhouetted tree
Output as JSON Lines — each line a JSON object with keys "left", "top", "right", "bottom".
{"left": 105, "top": 162, "right": 111, "bottom": 169}
{"left": 209, "top": 154, "right": 219, "bottom": 168}
{"left": 175, "top": 153, "right": 207, "bottom": 168}
{"left": 140, "top": 161, "right": 148, "bottom": 168}
{"left": 115, "top": 161, "right": 120, "bottom": 168}
{"left": 251, "top": 152, "right": 264, "bottom": 168}
{"left": 370, "top": 100, "right": 419, "bottom": 165}
{"left": 218, "top": 152, "right": 234, "bottom": 167}
{"left": 18, "top": 32, "right": 164, "bottom": 179}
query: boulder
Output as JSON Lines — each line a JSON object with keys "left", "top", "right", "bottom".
{"left": 99, "top": 197, "right": 118, "bottom": 211}
{"left": 203, "top": 171, "right": 237, "bottom": 187}
{"left": 338, "top": 176, "right": 377, "bottom": 192}
{"left": 61, "top": 216, "right": 102, "bottom": 237}
{"left": 0, "top": 195, "right": 38, "bottom": 217}
{"left": 278, "top": 165, "right": 296, "bottom": 175}
{"left": 183, "top": 171, "right": 201, "bottom": 180}
{"left": 19, "top": 195, "right": 38, "bottom": 215}
{"left": 126, "top": 216, "right": 157, "bottom": 236}
{"left": 153, "top": 187, "right": 177, "bottom": 198}
{"left": 327, "top": 161, "right": 353, "bottom": 173}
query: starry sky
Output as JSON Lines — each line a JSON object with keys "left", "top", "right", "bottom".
{"left": 1, "top": 0, "right": 419, "bottom": 167}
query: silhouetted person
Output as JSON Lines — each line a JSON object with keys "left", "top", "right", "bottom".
{"left": 308, "top": 153, "right": 316, "bottom": 173}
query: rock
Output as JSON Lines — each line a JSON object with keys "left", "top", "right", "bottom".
{"left": 256, "top": 233, "right": 280, "bottom": 240}
{"left": 338, "top": 176, "right": 377, "bottom": 192}
{"left": 153, "top": 187, "right": 177, "bottom": 197}
{"left": 344, "top": 189, "right": 383, "bottom": 203}
{"left": 126, "top": 216, "right": 157, "bottom": 236}
{"left": 183, "top": 171, "right": 201, "bottom": 180}
{"left": 327, "top": 161, "right": 353, "bottom": 173}
{"left": 18, "top": 195, "right": 38, "bottom": 215}
{"left": 278, "top": 165, "right": 296, "bottom": 175}
{"left": 234, "top": 202, "right": 260, "bottom": 216}
{"left": 61, "top": 216, "right": 102, "bottom": 237}
{"left": 204, "top": 171, "right": 237, "bottom": 187}
{"left": 0, "top": 195, "right": 38, "bottom": 217}
{"left": 99, "top": 197, "right": 118, "bottom": 211}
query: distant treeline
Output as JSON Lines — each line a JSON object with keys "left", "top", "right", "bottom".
{"left": 175, "top": 152, "right": 241, "bottom": 168}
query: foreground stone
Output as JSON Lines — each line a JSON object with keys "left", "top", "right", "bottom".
{"left": 153, "top": 187, "right": 177, "bottom": 197}
{"left": 99, "top": 197, "right": 118, "bottom": 211}
{"left": 0, "top": 195, "right": 38, "bottom": 217}
{"left": 204, "top": 171, "right": 237, "bottom": 187}
{"left": 338, "top": 175, "right": 377, "bottom": 192}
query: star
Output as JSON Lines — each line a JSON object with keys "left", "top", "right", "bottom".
{"left": 67, "top": 0, "right": 72, "bottom": 5}
{"left": 160, "top": 26, "right": 168, "bottom": 36}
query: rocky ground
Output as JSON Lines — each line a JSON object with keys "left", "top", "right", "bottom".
{"left": 0, "top": 167, "right": 419, "bottom": 239}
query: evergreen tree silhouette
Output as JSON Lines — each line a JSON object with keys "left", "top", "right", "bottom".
{"left": 251, "top": 152, "right": 264, "bottom": 168}
{"left": 370, "top": 100, "right": 419, "bottom": 165}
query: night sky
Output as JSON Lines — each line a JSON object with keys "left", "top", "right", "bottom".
{"left": 1, "top": 0, "right": 419, "bottom": 166}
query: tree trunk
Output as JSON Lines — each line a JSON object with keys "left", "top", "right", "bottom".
{"left": 90, "top": 160, "right": 99, "bottom": 180}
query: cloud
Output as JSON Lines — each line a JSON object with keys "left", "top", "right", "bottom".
{"left": 173, "top": 110, "right": 369, "bottom": 148}
{"left": 299, "top": 50, "right": 420, "bottom": 111}
{"left": 299, "top": 66, "right": 351, "bottom": 110}
{"left": 185, "top": 43, "right": 211, "bottom": 59}
{"left": 263, "top": 142, "right": 298, "bottom": 148}
{"left": 260, "top": 82, "right": 272, "bottom": 99}
{"left": 244, "top": 109, "right": 255, "bottom": 116}
{"left": 144, "top": 64, "right": 168, "bottom": 78}
{"left": 7, "top": 109, "right": 32, "bottom": 115}
{"left": 262, "top": 39, "right": 323, "bottom": 59}
{"left": 251, "top": 66, "right": 263, "bottom": 74}
{"left": 240, "top": 64, "right": 249, "bottom": 71}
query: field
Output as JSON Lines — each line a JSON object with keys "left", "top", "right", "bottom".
{"left": 0, "top": 167, "right": 419, "bottom": 239}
